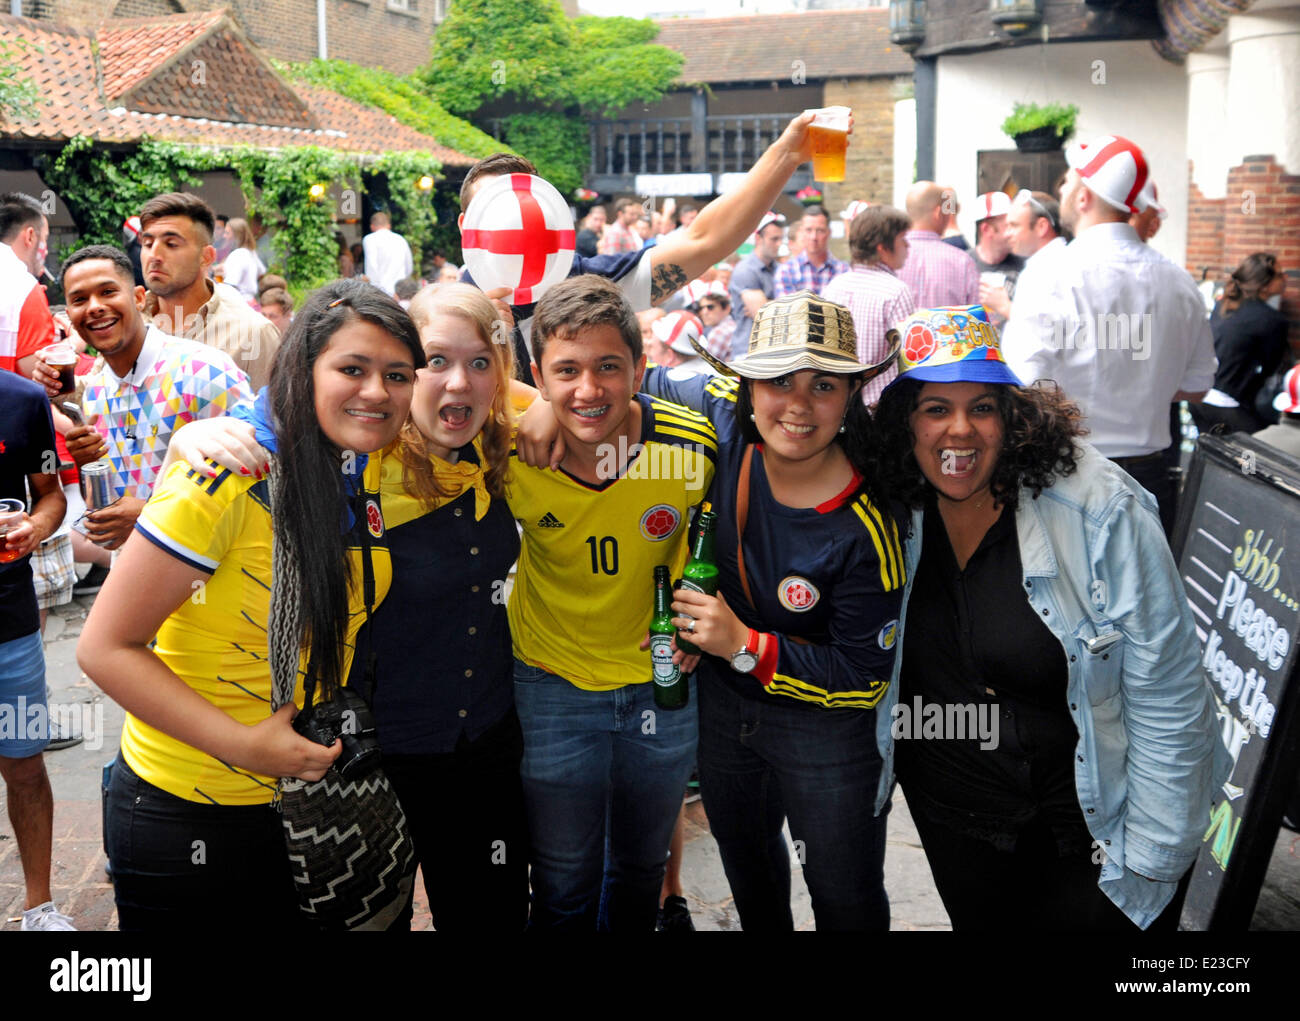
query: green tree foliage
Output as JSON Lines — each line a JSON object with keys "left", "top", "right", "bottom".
{"left": 422, "top": 1, "right": 683, "bottom": 192}
{"left": 280, "top": 59, "right": 506, "bottom": 159}
{"left": 425, "top": 4, "right": 682, "bottom": 118}
{"left": 39, "top": 138, "right": 359, "bottom": 296}
{"left": 37, "top": 137, "right": 216, "bottom": 248}
{"left": 568, "top": 16, "right": 683, "bottom": 112}
{"left": 422, "top": 0, "right": 573, "bottom": 116}
{"left": 226, "top": 145, "right": 361, "bottom": 292}
{"left": 371, "top": 150, "right": 444, "bottom": 269}
{"left": 498, "top": 113, "right": 589, "bottom": 197}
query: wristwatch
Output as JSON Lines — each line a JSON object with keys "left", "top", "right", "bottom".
{"left": 730, "top": 630, "right": 760, "bottom": 674}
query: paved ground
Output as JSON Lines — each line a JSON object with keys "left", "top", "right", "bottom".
{"left": 3, "top": 594, "right": 1297, "bottom": 931}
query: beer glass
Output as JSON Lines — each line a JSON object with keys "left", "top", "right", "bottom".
{"left": 806, "top": 106, "right": 850, "bottom": 183}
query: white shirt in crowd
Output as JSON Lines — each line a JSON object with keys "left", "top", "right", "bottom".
{"left": 1001, "top": 221, "right": 1217, "bottom": 459}
{"left": 221, "top": 246, "right": 265, "bottom": 301}
{"left": 362, "top": 228, "right": 414, "bottom": 297}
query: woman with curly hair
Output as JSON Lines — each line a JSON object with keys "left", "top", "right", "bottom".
{"left": 870, "top": 305, "right": 1229, "bottom": 932}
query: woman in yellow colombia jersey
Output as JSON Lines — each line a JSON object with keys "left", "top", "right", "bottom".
{"left": 163, "top": 283, "right": 533, "bottom": 932}
{"left": 77, "top": 280, "right": 424, "bottom": 932}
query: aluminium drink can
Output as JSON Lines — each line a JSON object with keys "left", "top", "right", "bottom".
{"left": 81, "top": 460, "right": 116, "bottom": 513}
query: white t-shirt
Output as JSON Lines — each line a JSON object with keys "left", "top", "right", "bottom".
{"left": 222, "top": 247, "right": 264, "bottom": 301}
{"left": 362, "top": 229, "right": 414, "bottom": 297}
{"left": 1001, "top": 222, "right": 1217, "bottom": 458}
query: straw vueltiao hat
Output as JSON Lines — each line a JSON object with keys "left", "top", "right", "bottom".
{"left": 688, "top": 290, "right": 898, "bottom": 381}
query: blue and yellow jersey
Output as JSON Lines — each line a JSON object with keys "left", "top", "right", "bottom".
{"left": 126, "top": 450, "right": 392, "bottom": 805}
{"left": 643, "top": 367, "right": 905, "bottom": 710}
{"left": 506, "top": 393, "right": 716, "bottom": 691}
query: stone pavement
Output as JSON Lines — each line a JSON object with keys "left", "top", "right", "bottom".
{"left": 3, "top": 595, "right": 1298, "bottom": 931}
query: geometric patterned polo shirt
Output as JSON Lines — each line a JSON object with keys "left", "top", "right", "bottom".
{"left": 80, "top": 324, "right": 253, "bottom": 501}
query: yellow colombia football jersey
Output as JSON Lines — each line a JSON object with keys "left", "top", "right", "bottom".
{"left": 125, "top": 453, "right": 392, "bottom": 805}
{"left": 507, "top": 394, "right": 716, "bottom": 691}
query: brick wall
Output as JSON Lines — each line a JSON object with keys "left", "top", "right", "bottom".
{"left": 1193, "top": 155, "right": 1300, "bottom": 355}
{"left": 822, "top": 75, "right": 905, "bottom": 262}
{"left": 1186, "top": 160, "right": 1226, "bottom": 283}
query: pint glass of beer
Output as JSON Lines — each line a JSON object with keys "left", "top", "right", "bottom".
{"left": 40, "top": 341, "right": 78, "bottom": 397}
{"left": 0, "top": 498, "right": 25, "bottom": 564}
{"left": 806, "top": 106, "right": 850, "bottom": 183}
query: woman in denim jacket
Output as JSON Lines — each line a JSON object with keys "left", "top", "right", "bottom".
{"left": 867, "top": 305, "right": 1231, "bottom": 931}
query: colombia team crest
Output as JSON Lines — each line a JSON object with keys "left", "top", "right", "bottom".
{"left": 639, "top": 504, "right": 681, "bottom": 542}
{"left": 778, "top": 576, "right": 819, "bottom": 612}
{"left": 365, "top": 499, "right": 385, "bottom": 539}
{"left": 878, "top": 619, "right": 899, "bottom": 650}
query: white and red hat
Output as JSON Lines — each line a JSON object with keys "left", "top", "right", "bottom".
{"left": 1065, "top": 134, "right": 1151, "bottom": 215}
{"left": 1275, "top": 365, "right": 1300, "bottom": 415}
{"left": 653, "top": 310, "right": 705, "bottom": 356}
{"left": 123, "top": 215, "right": 142, "bottom": 239}
{"left": 840, "top": 200, "right": 871, "bottom": 223}
{"left": 975, "top": 191, "right": 1012, "bottom": 221}
{"left": 684, "top": 279, "right": 728, "bottom": 306}
{"left": 460, "top": 173, "right": 575, "bottom": 305}
{"left": 1137, "top": 180, "right": 1167, "bottom": 220}
{"left": 756, "top": 210, "right": 786, "bottom": 233}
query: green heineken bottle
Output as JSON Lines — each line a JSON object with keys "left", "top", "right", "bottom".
{"left": 675, "top": 507, "right": 718, "bottom": 656}
{"left": 651, "top": 566, "right": 687, "bottom": 709}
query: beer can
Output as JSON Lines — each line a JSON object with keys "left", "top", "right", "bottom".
{"left": 81, "top": 461, "right": 115, "bottom": 513}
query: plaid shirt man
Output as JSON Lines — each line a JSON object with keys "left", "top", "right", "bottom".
{"left": 823, "top": 263, "right": 916, "bottom": 407}
{"left": 599, "top": 219, "right": 642, "bottom": 256}
{"left": 702, "top": 314, "right": 737, "bottom": 362}
{"left": 896, "top": 229, "right": 980, "bottom": 309}
{"left": 773, "top": 251, "right": 849, "bottom": 299}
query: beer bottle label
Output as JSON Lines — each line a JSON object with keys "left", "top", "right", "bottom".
{"left": 650, "top": 635, "right": 680, "bottom": 685}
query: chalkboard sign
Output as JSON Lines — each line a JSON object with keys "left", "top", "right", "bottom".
{"left": 1174, "top": 433, "right": 1300, "bottom": 930}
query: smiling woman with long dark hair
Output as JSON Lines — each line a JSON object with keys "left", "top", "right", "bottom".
{"left": 78, "top": 279, "right": 423, "bottom": 932}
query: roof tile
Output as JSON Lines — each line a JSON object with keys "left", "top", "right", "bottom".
{"left": 0, "top": 12, "right": 475, "bottom": 164}
{"left": 653, "top": 9, "right": 913, "bottom": 85}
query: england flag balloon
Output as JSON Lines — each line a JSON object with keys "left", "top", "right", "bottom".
{"left": 461, "top": 174, "right": 576, "bottom": 305}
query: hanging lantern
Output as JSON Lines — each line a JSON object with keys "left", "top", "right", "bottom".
{"left": 990, "top": 0, "right": 1042, "bottom": 35}
{"left": 417, "top": 175, "right": 434, "bottom": 192}
{"left": 308, "top": 182, "right": 327, "bottom": 201}
{"left": 889, "top": 1, "right": 926, "bottom": 53}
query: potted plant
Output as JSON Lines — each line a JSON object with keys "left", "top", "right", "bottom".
{"left": 1000, "top": 102, "right": 1078, "bottom": 152}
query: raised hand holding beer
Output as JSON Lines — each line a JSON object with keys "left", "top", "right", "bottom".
{"left": 806, "top": 106, "right": 851, "bottom": 183}
{"left": 31, "top": 349, "right": 64, "bottom": 399}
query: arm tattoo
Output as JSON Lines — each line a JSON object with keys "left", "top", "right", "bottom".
{"left": 651, "top": 262, "right": 688, "bottom": 304}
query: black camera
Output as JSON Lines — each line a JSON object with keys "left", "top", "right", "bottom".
{"left": 293, "top": 687, "right": 382, "bottom": 781}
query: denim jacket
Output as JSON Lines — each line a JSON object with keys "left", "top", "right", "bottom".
{"left": 873, "top": 442, "right": 1232, "bottom": 928}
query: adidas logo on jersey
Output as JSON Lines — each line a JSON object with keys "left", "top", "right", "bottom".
{"left": 538, "top": 512, "right": 565, "bottom": 528}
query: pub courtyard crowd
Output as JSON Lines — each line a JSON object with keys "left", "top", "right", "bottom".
{"left": 0, "top": 109, "right": 1293, "bottom": 932}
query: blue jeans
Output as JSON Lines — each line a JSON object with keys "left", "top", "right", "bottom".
{"left": 698, "top": 673, "right": 890, "bottom": 931}
{"left": 513, "top": 659, "right": 698, "bottom": 931}
{"left": 0, "top": 631, "right": 47, "bottom": 759}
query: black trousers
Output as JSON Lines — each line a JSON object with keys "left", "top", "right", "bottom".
{"left": 105, "top": 756, "right": 306, "bottom": 933}
{"left": 909, "top": 807, "right": 1188, "bottom": 932}
{"left": 382, "top": 707, "right": 530, "bottom": 932}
